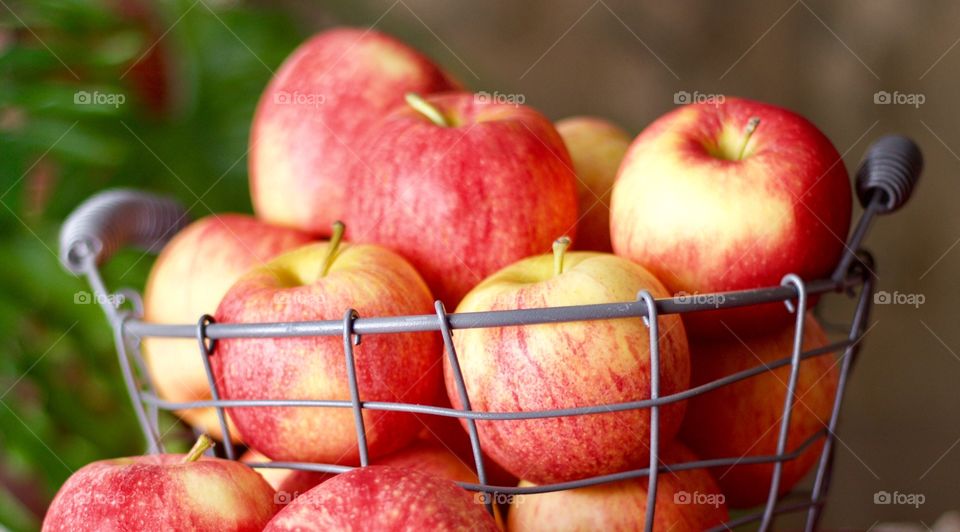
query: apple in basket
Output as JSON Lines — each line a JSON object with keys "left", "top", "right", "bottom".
{"left": 508, "top": 443, "right": 729, "bottom": 532}
{"left": 43, "top": 436, "right": 277, "bottom": 531}
{"left": 143, "top": 214, "right": 313, "bottom": 440}
{"left": 447, "top": 237, "right": 690, "bottom": 484}
{"left": 679, "top": 313, "right": 839, "bottom": 507}
{"left": 345, "top": 92, "right": 579, "bottom": 307}
{"left": 264, "top": 466, "right": 499, "bottom": 531}
{"left": 250, "top": 27, "right": 459, "bottom": 237}
{"left": 212, "top": 222, "right": 444, "bottom": 464}
{"left": 556, "top": 116, "right": 632, "bottom": 253}
{"left": 610, "top": 96, "right": 852, "bottom": 337}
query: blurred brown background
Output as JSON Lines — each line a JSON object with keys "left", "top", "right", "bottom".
{"left": 2, "top": 0, "right": 958, "bottom": 529}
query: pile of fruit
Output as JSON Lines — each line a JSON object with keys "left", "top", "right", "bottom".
{"left": 45, "top": 27, "right": 855, "bottom": 531}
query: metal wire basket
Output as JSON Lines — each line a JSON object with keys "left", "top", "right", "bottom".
{"left": 58, "top": 135, "right": 923, "bottom": 531}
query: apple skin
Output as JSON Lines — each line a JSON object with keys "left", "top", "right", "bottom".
{"left": 213, "top": 241, "right": 443, "bottom": 465}
{"left": 415, "top": 407, "right": 518, "bottom": 488}
{"left": 264, "top": 465, "right": 499, "bottom": 531}
{"left": 250, "top": 27, "right": 459, "bottom": 236}
{"left": 679, "top": 313, "right": 838, "bottom": 508}
{"left": 143, "top": 214, "right": 313, "bottom": 440}
{"left": 508, "top": 444, "right": 728, "bottom": 532}
{"left": 610, "top": 97, "right": 851, "bottom": 337}
{"left": 345, "top": 92, "right": 579, "bottom": 307}
{"left": 556, "top": 116, "right": 632, "bottom": 253}
{"left": 447, "top": 251, "right": 690, "bottom": 484}
{"left": 42, "top": 454, "right": 277, "bottom": 531}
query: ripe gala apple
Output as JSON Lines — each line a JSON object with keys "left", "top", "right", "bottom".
{"left": 43, "top": 436, "right": 277, "bottom": 531}
{"left": 264, "top": 465, "right": 499, "bottom": 531}
{"left": 143, "top": 214, "right": 313, "bottom": 440}
{"left": 213, "top": 224, "right": 443, "bottom": 464}
{"left": 345, "top": 92, "right": 579, "bottom": 307}
{"left": 679, "top": 313, "right": 839, "bottom": 507}
{"left": 250, "top": 27, "right": 459, "bottom": 236}
{"left": 610, "top": 97, "right": 851, "bottom": 335}
{"left": 556, "top": 116, "right": 632, "bottom": 252}
{"left": 447, "top": 239, "right": 690, "bottom": 484}
{"left": 508, "top": 444, "right": 728, "bottom": 532}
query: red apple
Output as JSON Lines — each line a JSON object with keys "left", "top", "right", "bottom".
{"left": 43, "top": 436, "right": 277, "bottom": 531}
{"left": 610, "top": 97, "right": 851, "bottom": 336}
{"left": 679, "top": 313, "right": 839, "bottom": 507}
{"left": 213, "top": 223, "right": 443, "bottom": 464}
{"left": 143, "top": 214, "right": 313, "bottom": 440}
{"left": 345, "top": 92, "right": 579, "bottom": 307}
{"left": 264, "top": 465, "right": 498, "bottom": 531}
{"left": 447, "top": 238, "right": 690, "bottom": 484}
{"left": 556, "top": 116, "right": 632, "bottom": 252}
{"left": 508, "top": 444, "right": 729, "bottom": 531}
{"left": 250, "top": 27, "right": 459, "bottom": 236}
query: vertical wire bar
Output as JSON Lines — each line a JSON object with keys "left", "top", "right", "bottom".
{"left": 117, "top": 289, "right": 163, "bottom": 447}
{"left": 638, "top": 291, "right": 660, "bottom": 532}
{"left": 759, "top": 274, "right": 809, "bottom": 531}
{"left": 804, "top": 273, "right": 874, "bottom": 531}
{"left": 342, "top": 309, "right": 370, "bottom": 467}
{"left": 196, "top": 314, "right": 235, "bottom": 460}
{"left": 435, "top": 301, "right": 494, "bottom": 516}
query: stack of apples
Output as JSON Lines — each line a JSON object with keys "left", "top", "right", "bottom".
{"left": 47, "top": 26, "right": 854, "bottom": 531}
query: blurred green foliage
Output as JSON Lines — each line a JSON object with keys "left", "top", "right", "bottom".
{"left": 0, "top": 0, "right": 304, "bottom": 528}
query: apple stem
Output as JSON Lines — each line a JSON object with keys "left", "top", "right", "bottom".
{"left": 405, "top": 93, "right": 449, "bottom": 127}
{"left": 320, "top": 221, "right": 346, "bottom": 278}
{"left": 553, "top": 236, "right": 572, "bottom": 277}
{"left": 737, "top": 117, "right": 761, "bottom": 160}
{"left": 182, "top": 434, "right": 214, "bottom": 463}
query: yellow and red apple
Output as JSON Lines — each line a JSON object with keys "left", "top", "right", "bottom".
{"left": 250, "top": 27, "right": 459, "bottom": 236}
{"left": 345, "top": 92, "right": 579, "bottom": 307}
{"left": 679, "top": 313, "right": 839, "bottom": 507}
{"left": 556, "top": 116, "right": 632, "bottom": 252}
{"left": 610, "top": 97, "right": 851, "bottom": 336}
{"left": 143, "top": 214, "right": 313, "bottom": 440}
{"left": 447, "top": 238, "right": 690, "bottom": 484}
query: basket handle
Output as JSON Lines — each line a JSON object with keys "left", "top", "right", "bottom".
{"left": 59, "top": 189, "right": 190, "bottom": 275}
{"left": 855, "top": 134, "right": 923, "bottom": 213}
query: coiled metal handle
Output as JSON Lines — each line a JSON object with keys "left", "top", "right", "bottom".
{"left": 59, "top": 189, "right": 190, "bottom": 274}
{"left": 855, "top": 135, "right": 923, "bottom": 214}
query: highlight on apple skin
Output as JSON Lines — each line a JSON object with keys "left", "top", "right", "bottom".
{"left": 446, "top": 239, "right": 690, "bottom": 484}
{"left": 143, "top": 214, "right": 314, "bottom": 440}
{"left": 250, "top": 27, "right": 460, "bottom": 236}
{"left": 345, "top": 91, "right": 580, "bottom": 308}
{"left": 212, "top": 225, "right": 444, "bottom": 465}
{"left": 679, "top": 313, "right": 839, "bottom": 508}
{"left": 610, "top": 96, "right": 852, "bottom": 337}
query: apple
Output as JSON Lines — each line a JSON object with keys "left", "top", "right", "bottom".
{"left": 556, "top": 116, "right": 632, "bottom": 252}
{"left": 43, "top": 436, "right": 277, "bottom": 531}
{"left": 264, "top": 465, "right": 498, "bottom": 531}
{"left": 610, "top": 96, "right": 851, "bottom": 336}
{"left": 250, "top": 27, "right": 459, "bottom": 236}
{"left": 345, "top": 92, "right": 579, "bottom": 307}
{"left": 212, "top": 222, "right": 443, "bottom": 464}
{"left": 143, "top": 214, "right": 313, "bottom": 440}
{"left": 447, "top": 237, "right": 690, "bottom": 484}
{"left": 508, "top": 444, "right": 728, "bottom": 531}
{"left": 415, "top": 407, "right": 518, "bottom": 488}
{"left": 679, "top": 313, "right": 839, "bottom": 507}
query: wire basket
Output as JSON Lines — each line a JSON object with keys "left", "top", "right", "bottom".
{"left": 58, "top": 135, "right": 923, "bottom": 531}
